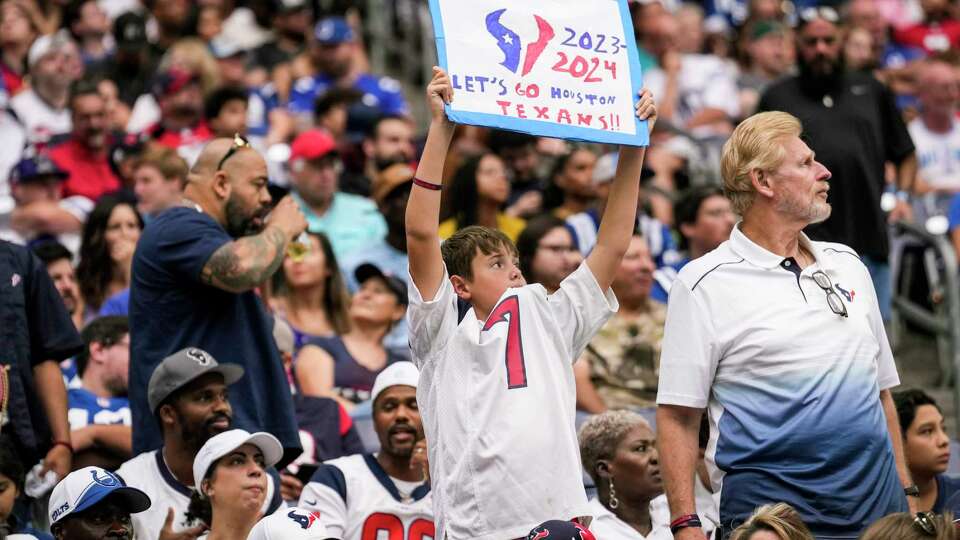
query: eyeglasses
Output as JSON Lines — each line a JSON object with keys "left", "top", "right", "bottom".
{"left": 812, "top": 271, "right": 848, "bottom": 318}
{"left": 914, "top": 512, "right": 937, "bottom": 536}
{"left": 797, "top": 6, "right": 839, "bottom": 25}
{"left": 216, "top": 133, "right": 252, "bottom": 170}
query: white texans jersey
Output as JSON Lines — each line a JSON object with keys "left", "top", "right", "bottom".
{"left": 298, "top": 453, "right": 434, "bottom": 540}
{"left": 116, "top": 449, "right": 282, "bottom": 540}
{"left": 408, "top": 262, "right": 618, "bottom": 540}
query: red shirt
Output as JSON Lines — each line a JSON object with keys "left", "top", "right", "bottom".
{"left": 0, "top": 59, "right": 24, "bottom": 96}
{"left": 893, "top": 20, "right": 960, "bottom": 54}
{"left": 48, "top": 138, "right": 121, "bottom": 200}
{"left": 146, "top": 121, "right": 212, "bottom": 150}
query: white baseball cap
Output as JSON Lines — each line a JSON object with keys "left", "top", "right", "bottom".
{"left": 48, "top": 467, "right": 151, "bottom": 525}
{"left": 193, "top": 429, "right": 284, "bottom": 491}
{"left": 247, "top": 507, "right": 330, "bottom": 540}
{"left": 370, "top": 362, "right": 419, "bottom": 406}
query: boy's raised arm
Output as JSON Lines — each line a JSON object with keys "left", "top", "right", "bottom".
{"left": 406, "top": 67, "right": 456, "bottom": 301}
{"left": 586, "top": 89, "right": 657, "bottom": 292}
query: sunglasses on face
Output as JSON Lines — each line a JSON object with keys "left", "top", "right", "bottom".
{"left": 812, "top": 271, "right": 848, "bottom": 318}
{"left": 216, "top": 133, "right": 252, "bottom": 170}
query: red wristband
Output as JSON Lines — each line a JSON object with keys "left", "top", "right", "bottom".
{"left": 413, "top": 177, "right": 442, "bottom": 191}
{"left": 51, "top": 440, "right": 73, "bottom": 453}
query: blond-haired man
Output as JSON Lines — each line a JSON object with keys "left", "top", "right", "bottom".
{"left": 656, "top": 111, "right": 914, "bottom": 539}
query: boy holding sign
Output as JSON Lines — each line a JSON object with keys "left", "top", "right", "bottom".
{"left": 406, "top": 67, "right": 655, "bottom": 540}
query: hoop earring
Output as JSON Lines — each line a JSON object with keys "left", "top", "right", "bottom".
{"left": 609, "top": 478, "right": 620, "bottom": 510}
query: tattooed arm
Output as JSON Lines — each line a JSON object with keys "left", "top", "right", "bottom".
{"left": 200, "top": 226, "right": 288, "bottom": 293}
{"left": 200, "top": 196, "right": 307, "bottom": 293}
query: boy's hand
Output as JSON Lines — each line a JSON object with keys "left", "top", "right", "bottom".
{"left": 635, "top": 88, "right": 657, "bottom": 134}
{"left": 426, "top": 67, "right": 454, "bottom": 125}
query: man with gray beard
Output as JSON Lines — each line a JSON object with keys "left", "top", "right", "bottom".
{"left": 656, "top": 111, "right": 914, "bottom": 540}
{"left": 757, "top": 7, "right": 916, "bottom": 322}
{"left": 129, "top": 136, "right": 307, "bottom": 466}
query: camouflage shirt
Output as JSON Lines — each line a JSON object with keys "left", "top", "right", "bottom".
{"left": 582, "top": 302, "right": 667, "bottom": 409}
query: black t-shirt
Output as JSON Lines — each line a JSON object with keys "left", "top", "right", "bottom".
{"left": 129, "top": 207, "right": 302, "bottom": 466}
{"left": 0, "top": 241, "right": 82, "bottom": 463}
{"left": 758, "top": 72, "right": 915, "bottom": 260}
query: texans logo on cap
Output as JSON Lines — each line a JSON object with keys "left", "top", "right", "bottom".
{"left": 186, "top": 348, "right": 212, "bottom": 366}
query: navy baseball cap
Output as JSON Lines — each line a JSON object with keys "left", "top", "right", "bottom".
{"left": 527, "top": 520, "right": 596, "bottom": 540}
{"left": 10, "top": 155, "right": 68, "bottom": 185}
{"left": 314, "top": 17, "right": 354, "bottom": 45}
{"left": 355, "top": 263, "right": 408, "bottom": 306}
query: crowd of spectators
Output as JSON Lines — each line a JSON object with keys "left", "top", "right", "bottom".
{"left": 0, "top": 0, "right": 959, "bottom": 538}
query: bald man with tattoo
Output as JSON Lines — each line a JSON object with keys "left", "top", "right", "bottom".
{"left": 128, "top": 136, "right": 308, "bottom": 466}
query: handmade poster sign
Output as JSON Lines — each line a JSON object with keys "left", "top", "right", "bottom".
{"left": 428, "top": 0, "right": 647, "bottom": 146}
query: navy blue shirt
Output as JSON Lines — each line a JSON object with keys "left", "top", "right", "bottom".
{"left": 302, "top": 336, "right": 405, "bottom": 404}
{"left": 933, "top": 474, "right": 960, "bottom": 514}
{"left": 129, "top": 207, "right": 301, "bottom": 466}
{"left": 0, "top": 241, "right": 82, "bottom": 464}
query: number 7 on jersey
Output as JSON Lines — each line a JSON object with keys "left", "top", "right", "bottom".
{"left": 481, "top": 295, "right": 528, "bottom": 389}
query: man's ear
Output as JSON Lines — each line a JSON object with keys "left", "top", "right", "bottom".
{"left": 212, "top": 170, "right": 231, "bottom": 201}
{"left": 158, "top": 403, "right": 176, "bottom": 428}
{"left": 678, "top": 221, "right": 697, "bottom": 241}
{"left": 450, "top": 275, "right": 472, "bottom": 301}
{"left": 749, "top": 169, "right": 774, "bottom": 199}
{"left": 88, "top": 342, "right": 106, "bottom": 366}
{"left": 202, "top": 478, "right": 213, "bottom": 499}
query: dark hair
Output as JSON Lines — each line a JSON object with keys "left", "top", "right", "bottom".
{"left": 674, "top": 185, "right": 725, "bottom": 250}
{"left": 76, "top": 316, "right": 129, "bottom": 376}
{"left": 441, "top": 225, "right": 517, "bottom": 280}
{"left": 76, "top": 194, "right": 144, "bottom": 310}
{"left": 516, "top": 215, "right": 568, "bottom": 283}
{"left": 542, "top": 146, "right": 593, "bottom": 212}
{"left": 31, "top": 240, "right": 72, "bottom": 266}
{"left": 444, "top": 155, "right": 484, "bottom": 229}
{"left": 69, "top": 77, "right": 102, "bottom": 109}
{"left": 270, "top": 231, "right": 351, "bottom": 335}
{"left": 487, "top": 129, "right": 537, "bottom": 156}
{"left": 893, "top": 389, "right": 942, "bottom": 435}
{"left": 204, "top": 85, "right": 248, "bottom": 122}
{"left": 314, "top": 87, "right": 362, "bottom": 118}
{"left": 368, "top": 114, "right": 411, "bottom": 141}
{"left": 185, "top": 458, "right": 218, "bottom": 528}
{"left": 0, "top": 435, "right": 25, "bottom": 492}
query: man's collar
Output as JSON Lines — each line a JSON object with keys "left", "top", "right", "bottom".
{"left": 729, "top": 223, "right": 828, "bottom": 270}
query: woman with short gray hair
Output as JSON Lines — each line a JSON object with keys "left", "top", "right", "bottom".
{"left": 578, "top": 410, "right": 672, "bottom": 539}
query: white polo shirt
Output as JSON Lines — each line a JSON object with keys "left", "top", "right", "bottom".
{"left": 657, "top": 224, "right": 905, "bottom": 538}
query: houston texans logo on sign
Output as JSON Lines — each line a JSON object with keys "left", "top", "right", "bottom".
{"left": 485, "top": 9, "right": 555, "bottom": 76}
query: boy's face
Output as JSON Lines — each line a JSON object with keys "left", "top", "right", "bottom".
{"left": 453, "top": 246, "right": 526, "bottom": 316}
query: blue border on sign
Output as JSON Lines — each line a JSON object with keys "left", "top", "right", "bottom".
{"left": 427, "top": 0, "right": 648, "bottom": 147}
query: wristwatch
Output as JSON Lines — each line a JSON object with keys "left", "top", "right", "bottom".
{"left": 904, "top": 485, "right": 920, "bottom": 497}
